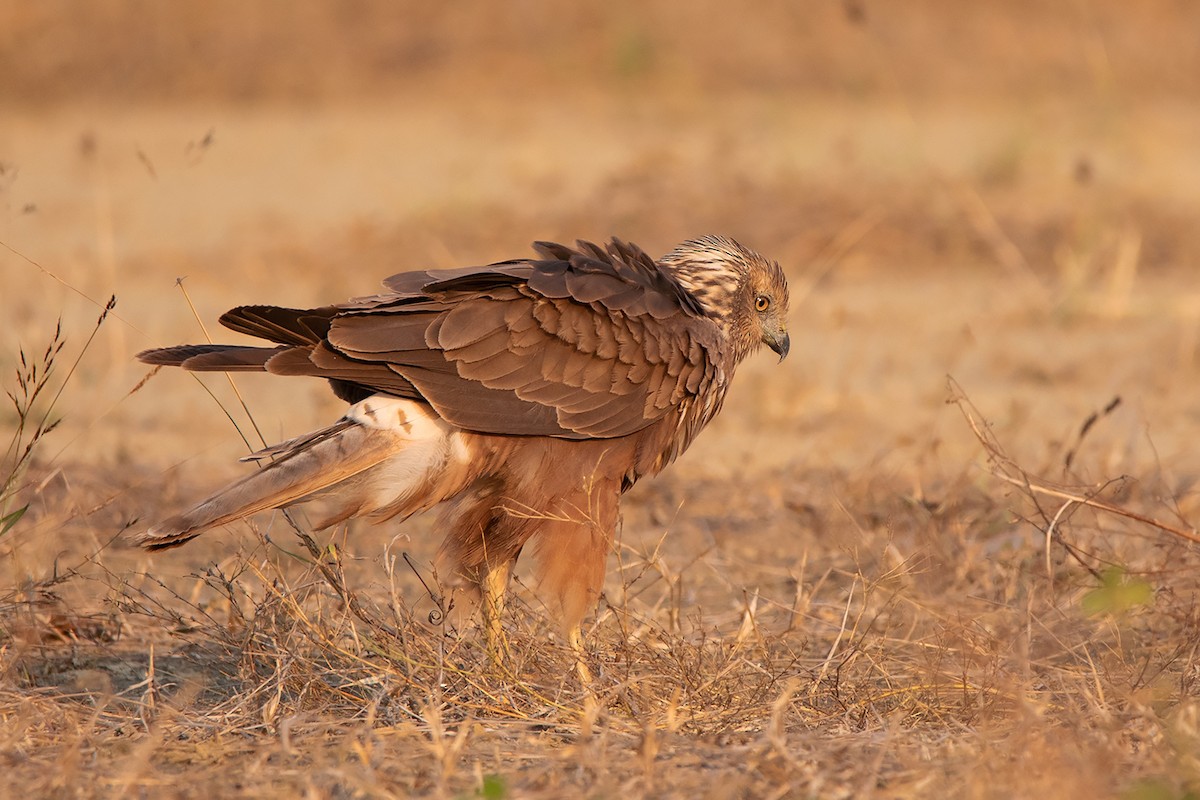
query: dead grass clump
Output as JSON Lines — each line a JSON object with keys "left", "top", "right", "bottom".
{"left": 4, "top": 429, "right": 1200, "bottom": 798}
{"left": 4, "top": 305, "right": 1200, "bottom": 796}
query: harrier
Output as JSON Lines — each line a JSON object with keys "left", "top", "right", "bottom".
{"left": 137, "top": 236, "right": 789, "bottom": 660}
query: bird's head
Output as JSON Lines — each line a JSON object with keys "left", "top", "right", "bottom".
{"left": 660, "top": 235, "right": 790, "bottom": 363}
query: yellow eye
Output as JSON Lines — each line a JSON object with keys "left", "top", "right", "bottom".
{"left": 755, "top": 295, "right": 770, "bottom": 312}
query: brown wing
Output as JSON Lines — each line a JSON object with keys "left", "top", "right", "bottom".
{"left": 139, "top": 238, "right": 724, "bottom": 439}
{"left": 330, "top": 239, "right": 722, "bottom": 438}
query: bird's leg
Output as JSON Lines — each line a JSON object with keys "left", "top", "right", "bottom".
{"left": 481, "top": 561, "right": 513, "bottom": 667}
{"left": 568, "top": 624, "right": 593, "bottom": 683}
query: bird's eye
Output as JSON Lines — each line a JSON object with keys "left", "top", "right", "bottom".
{"left": 755, "top": 295, "right": 770, "bottom": 312}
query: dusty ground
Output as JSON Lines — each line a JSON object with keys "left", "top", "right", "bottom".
{"left": 4, "top": 3, "right": 1200, "bottom": 798}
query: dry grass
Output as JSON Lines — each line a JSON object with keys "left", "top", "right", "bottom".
{"left": 4, "top": 3, "right": 1200, "bottom": 798}
{"left": 5, "top": 227, "right": 1189, "bottom": 781}
{"left": 5, "top": 359, "right": 1200, "bottom": 797}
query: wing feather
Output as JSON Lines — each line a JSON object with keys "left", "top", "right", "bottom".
{"left": 434, "top": 300, "right": 511, "bottom": 351}
{"left": 579, "top": 357, "right": 614, "bottom": 393}
{"left": 264, "top": 344, "right": 422, "bottom": 398}
{"left": 329, "top": 311, "right": 437, "bottom": 356}
{"left": 148, "top": 238, "right": 726, "bottom": 440}
{"left": 220, "top": 305, "right": 337, "bottom": 346}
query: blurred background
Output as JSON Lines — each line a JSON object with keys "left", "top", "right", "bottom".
{"left": 7, "top": 6, "right": 1200, "bottom": 795}
{"left": 2, "top": 0, "right": 1200, "bottom": 559}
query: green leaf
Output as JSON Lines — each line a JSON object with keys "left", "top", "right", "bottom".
{"left": 1082, "top": 566, "right": 1153, "bottom": 616}
{"left": 479, "top": 775, "right": 507, "bottom": 800}
{"left": 0, "top": 504, "right": 28, "bottom": 537}
{"left": 1120, "top": 778, "right": 1200, "bottom": 800}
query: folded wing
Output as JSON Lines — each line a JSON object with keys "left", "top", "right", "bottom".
{"left": 138, "top": 238, "right": 724, "bottom": 439}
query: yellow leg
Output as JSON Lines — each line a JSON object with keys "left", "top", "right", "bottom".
{"left": 568, "top": 624, "right": 593, "bottom": 683}
{"left": 481, "top": 563, "right": 512, "bottom": 667}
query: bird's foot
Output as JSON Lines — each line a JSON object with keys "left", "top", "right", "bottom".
{"left": 568, "top": 625, "right": 594, "bottom": 683}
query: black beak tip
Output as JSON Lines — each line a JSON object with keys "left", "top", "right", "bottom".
{"left": 769, "top": 331, "right": 790, "bottom": 361}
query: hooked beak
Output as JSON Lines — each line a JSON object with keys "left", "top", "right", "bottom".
{"left": 764, "top": 328, "right": 790, "bottom": 361}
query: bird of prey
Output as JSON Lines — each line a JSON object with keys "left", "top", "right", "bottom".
{"left": 136, "top": 236, "right": 789, "bottom": 661}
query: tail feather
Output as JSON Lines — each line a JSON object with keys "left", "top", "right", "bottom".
{"left": 134, "top": 420, "right": 408, "bottom": 550}
{"left": 239, "top": 418, "right": 356, "bottom": 463}
{"left": 137, "top": 344, "right": 283, "bottom": 372}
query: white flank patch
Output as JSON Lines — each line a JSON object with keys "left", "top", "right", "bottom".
{"left": 347, "top": 394, "right": 451, "bottom": 438}
{"left": 345, "top": 395, "right": 468, "bottom": 513}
